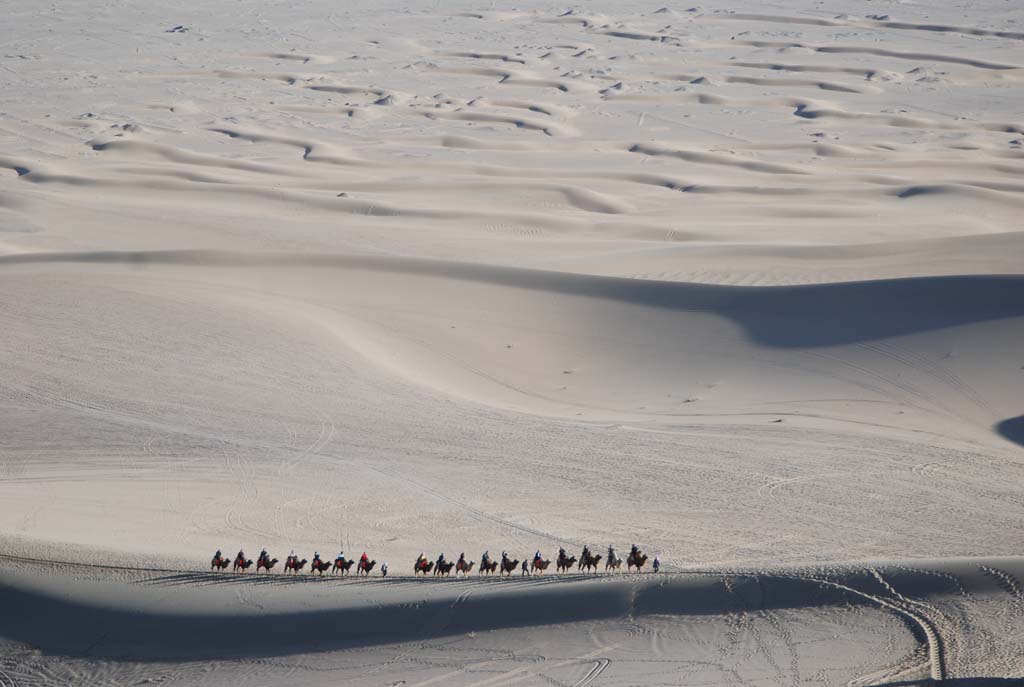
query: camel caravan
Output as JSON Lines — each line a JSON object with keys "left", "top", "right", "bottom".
{"left": 211, "top": 544, "right": 659, "bottom": 578}
{"left": 411, "top": 544, "right": 658, "bottom": 576}
{"left": 211, "top": 548, "right": 383, "bottom": 577}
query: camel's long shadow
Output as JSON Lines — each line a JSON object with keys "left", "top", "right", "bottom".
{"left": 143, "top": 571, "right": 592, "bottom": 588}
{"left": 2, "top": 251, "right": 1022, "bottom": 348}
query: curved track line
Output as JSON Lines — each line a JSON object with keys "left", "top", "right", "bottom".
{"left": 573, "top": 658, "right": 610, "bottom": 687}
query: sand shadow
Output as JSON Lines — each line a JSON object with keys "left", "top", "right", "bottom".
{"left": 876, "top": 679, "right": 1024, "bottom": 686}
{"left": 0, "top": 574, "right": 869, "bottom": 662}
{"left": 2, "top": 251, "right": 1023, "bottom": 348}
{"left": 995, "top": 415, "right": 1024, "bottom": 448}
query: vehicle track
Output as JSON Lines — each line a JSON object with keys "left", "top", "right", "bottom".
{"left": 573, "top": 658, "right": 610, "bottom": 687}
{"left": 858, "top": 340, "right": 996, "bottom": 417}
{"left": 0, "top": 667, "right": 18, "bottom": 687}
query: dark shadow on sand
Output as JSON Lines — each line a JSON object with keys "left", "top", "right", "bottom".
{"left": 876, "top": 679, "right": 1024, "bottom": 686}
{"left": 0, "top": 574, "right": 867, "bottom": 662}
{"left": 1, "top": 251, "right": 1022, "bottom": 348}
{"left": 996, "top": 415, "right": 1024, "bottom": 448}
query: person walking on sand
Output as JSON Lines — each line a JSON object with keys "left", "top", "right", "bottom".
{"left": 652, "top": 556, "right": 661, "bottom": 573}
{"left": 381, "top": 562, "right": 388, "bottom": 578}
{"left": 521, "top": 559, "right": 530, "bottom": 576}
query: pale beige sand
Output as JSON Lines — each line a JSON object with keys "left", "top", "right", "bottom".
{"left": 1, "top": 0, "right": 1023, "bottom": 684}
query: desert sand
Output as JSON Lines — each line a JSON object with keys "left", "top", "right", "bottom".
{"left": 1, "top": 0, "right": 1023, "bottom": 684}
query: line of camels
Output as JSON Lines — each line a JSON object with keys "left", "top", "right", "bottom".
{"left": 419, "top": 547, "right": 652, "bottom": 577}
{"left": 211, "top": 546, "right": 655, "bottom": 577}
{"left": 211, "top": 550, "right": 378, "bottom": 575}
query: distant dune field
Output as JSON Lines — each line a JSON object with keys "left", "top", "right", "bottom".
{"left": 1, "top": 0, "right": 1023, "bottom": 684}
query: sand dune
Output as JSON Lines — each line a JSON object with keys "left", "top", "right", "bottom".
{"left": 2, "top": 0, "right": 1024, "bottom": 683}
{"left": 2, "top": 554, "right": 1024, "bottom": 683}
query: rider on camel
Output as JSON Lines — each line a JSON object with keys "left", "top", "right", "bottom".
{"left": 416, "top": 552, "right": 427, "bottom": 571}
{"left": 608, "top": 544, "right": 617, "bottom": 560}
{"left": 558, "top": 546, "right": 566, "bottom": 560}
{"left": 214, "top": 549, "right": 223, "bottom": 561}
{"left": 437, "top": 552, "right": 446, "bottom": 568}
{"left": 360, "top": 551, "right": 369, "bottom": 567}
{"left": 534, "top": 550, "right": 542, "bottom": 563}
{"left": 336, "top": 550, "right": 345, "bottom": 562}
{"left": 581, "top": 545, "right": 591, "bottom": 561}
{"left": 259, "top": 548, "right": 268, "bottom": 563}
{"left": 630, "top": 543, "right": 640, "bottom": 560}
{"left": 235, "top": 549, "right": 246, "bottom": 564}
{"left": 313, "top": 551, "right": 321, "bottom": 565}
{"left": 482, "top": 550, "right": 491, "bottom": 566}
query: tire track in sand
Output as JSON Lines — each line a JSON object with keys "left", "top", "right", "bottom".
{"left": 573, "top": 658, "right": 610, "bottom": 687}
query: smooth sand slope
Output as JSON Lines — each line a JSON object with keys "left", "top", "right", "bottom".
{"left": 1, "top": 0, "right": 1023, "bottom": 684}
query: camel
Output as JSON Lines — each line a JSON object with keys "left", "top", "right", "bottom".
{"left": 627, "top": 552, "right": 648, "bottom": 572}
{"left": 556, "top": 554, "right": 576, "bottom": 573}
{"left": 434, "top": 561, "right": 456, "bottom": 576}
{"left": 479, "top": 559, "right": 498, "bottom": 574}
{"left": 257, "top": 557, "right": 279, "bottom": 573}
{"left": 284, "top": 556, "right": 308, "bottom": 573}
{"left": 531, "top": 559, "right": 551, "bottom": 574}
{"left": 358, "top": 559, "right": 376, "bottom": 576}
{"left": 310, "top": 558, "right": 331, "bottom": 575}
{"left": 605, "top": 551, "right": 623, "bottom": 572}
{"left": 579, "top": 552, "right": 603, "bottom": 573}
{"left": 233, "top": 557, "right": 253, "bottom": 572}
{"left": 211, "top": 555, "right": 230, "bottom": 571}
{"left": 414, "top": 559, "right": 434, "bottom": 575}
{"left": 456, "top": 559, "right": 475, "bottom": 576}
{"left": 500, "top": 558, "right": 519, "bottom": 576}
{"left": 333, "top": 557, "right": 356, "bottom": 575}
